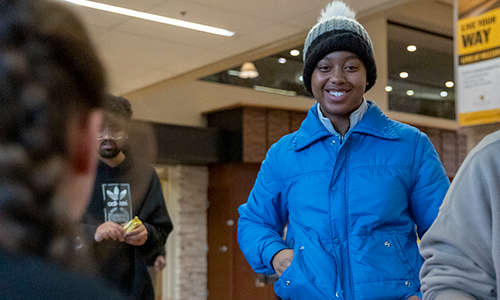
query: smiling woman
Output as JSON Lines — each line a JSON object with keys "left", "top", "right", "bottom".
{"left": 237, "top": 2, "right": 450, "bottom": 300}
{"left": 311, "top": 51, "right": 368, "bottom": 135}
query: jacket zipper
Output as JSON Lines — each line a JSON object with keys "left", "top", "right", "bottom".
{"left": 332, "top": 136, "right": 351, "bottom": 299}
{"left": 344, "top": 138, "right": 353, "bottom": 299}
{"left": 335, "top": 135, "right": 353, "bottom": 299}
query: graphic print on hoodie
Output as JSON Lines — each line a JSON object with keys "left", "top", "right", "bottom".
{"left": 102, "top": 183, "right": 132, "bottom": 223}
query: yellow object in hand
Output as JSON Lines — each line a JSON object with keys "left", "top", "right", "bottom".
{"left": 123, "top": 216, "right": 142, "bottom": 233}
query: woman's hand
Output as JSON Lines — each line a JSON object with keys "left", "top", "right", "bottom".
{"left": 406, "top": 296, "right": 421, "bottom": 300}
{"left": 272, "top": 249, "right": 294, "bottom": 276}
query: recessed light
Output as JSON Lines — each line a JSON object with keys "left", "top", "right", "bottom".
{"left": 290, "top": 50, "right": 300, "bottom": 56}
{"left": 62, "top": 0, "right": 235, "bottom": 36}
{"left": 400, "top": 72, "right": 409, "bottom": 79}
{"left": 407, "top": 45, "right": 417, "bottom": 52}
{"left": 278, "top": 58, "right": 287, "bottom": 64}
{"left": 385, "top": 86, "right": 393, "bottom": 92}
{"left": 445, "top": 81, "right": 454, "bottom": 88}
{"left": 440, "top": 91, "right": 448, "bottom": 97}
{"left": 406, "top": 90, "right": 415, "bottom": 96}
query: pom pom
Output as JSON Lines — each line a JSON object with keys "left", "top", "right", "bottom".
{"left": 318, "top": 1, "right": 356, "bottom": 23}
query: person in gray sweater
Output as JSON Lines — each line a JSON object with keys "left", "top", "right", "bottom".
{"left": 419, "top": 130, "right": 500, "bottom": 300}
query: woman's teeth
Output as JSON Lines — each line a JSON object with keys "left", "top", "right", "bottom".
{"left": 329, "top": 91, "right": 345, "bottom": 97}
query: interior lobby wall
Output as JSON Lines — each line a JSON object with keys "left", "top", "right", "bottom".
{"left": 126, "top": 79, "right": 315, "bottom": 127}
{"left": 123, "top": 1, "right": 500, "bottom": 152}
{"left": 124, "top": 9, "right": 457, "bottom": 129}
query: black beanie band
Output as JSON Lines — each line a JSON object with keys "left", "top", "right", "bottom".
{"left": 302, "top": 31, "right": 377, "bottom": 96}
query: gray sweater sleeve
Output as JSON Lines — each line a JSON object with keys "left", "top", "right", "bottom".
{"left": 419, "top": 131, "right": 500, "bottom": 300}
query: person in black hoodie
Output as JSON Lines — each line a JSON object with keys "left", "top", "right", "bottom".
{"left": 82, "top": 95, "right": 173, "bottom": 300}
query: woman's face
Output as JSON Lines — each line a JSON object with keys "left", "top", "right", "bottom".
{"left": 311, "top": 51, "right": 368, "bottom": 124}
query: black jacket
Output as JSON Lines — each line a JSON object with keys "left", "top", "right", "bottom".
{"left": 0, "top": 248, "right": 126, "bottom": 300}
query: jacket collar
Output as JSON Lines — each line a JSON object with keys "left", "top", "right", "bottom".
{"left": 291, "top": 101, "right": 399, "bottom": 150}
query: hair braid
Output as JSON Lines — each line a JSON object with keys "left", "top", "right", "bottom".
{"left": 0, "top": 0, "right": 106, "bottom": 266}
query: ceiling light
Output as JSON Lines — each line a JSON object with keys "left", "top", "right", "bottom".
{"left": 400, "top": 72, "right": 409, "bottom": 79}
{"left": 385, "top": 86, "right": 393, "bottom": 92}
{"left": 440, "top": 91, "right": 448, "bottom": 97}
{"left": 407, "top": 45, "right": 417, "bottom": 52}
{"left": 295, "top": 73, "right": 303, "bottom": 84}
{"left": 445, "top": 81, "right": 454, "bottom": 88}
{"left": 290, "top": 50, "right": 300, "bottom": 56}
{"left": 62, "top": 0, "right": 235, "bottom": 37}
{"left": 239, "top": 62, "right": 259, "bottom": 79}
{"left": 278, "top": 58, "right": 287, "bottom": 64}
{"left": 406, "top": 90, "right": 415, "bottom": 96}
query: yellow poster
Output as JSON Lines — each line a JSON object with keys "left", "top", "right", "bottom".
{"left": 456, "top": 0, "right": 500, "bottom": 126}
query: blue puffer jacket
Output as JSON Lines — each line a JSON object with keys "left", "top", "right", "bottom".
{"left": 238, "top": 101, "right": 450, "bottom": 300}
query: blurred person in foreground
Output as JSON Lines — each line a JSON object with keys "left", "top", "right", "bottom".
{"left": 237, "top": 1, "right": 450, "bottom": 299}
{"left": 420, "top": 130, "right": 500, "bottom": 300}
{"left": 81, "top": 95, "right": 173, "bottom": 300}
{"left": 0, "top": 0, "right": 125, "bottom": 299}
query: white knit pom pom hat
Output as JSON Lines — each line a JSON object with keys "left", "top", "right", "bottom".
{"left": 302, "top": 1, "right": 377, "bottom": 95}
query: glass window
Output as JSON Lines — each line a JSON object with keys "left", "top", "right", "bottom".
{"left": 387, "top": 22, "right": 455, "bottom": 119}
{"left": 200, "top": 46, "right": 309, "bottom": 97}
{"left": 201, "top": 22, "right": 456, "bottom": 120}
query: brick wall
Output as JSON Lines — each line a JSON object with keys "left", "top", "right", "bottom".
{"left": 242, "top": 107, "right": 307, "bottom": 163}
{"left": 157, "top": 165, "right": 208, "bottom": 300}
{"left": 416, "top": 126, "right": 468, "bottom": 179}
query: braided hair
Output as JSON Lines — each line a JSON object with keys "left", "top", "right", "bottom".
{"left": 0, "top": 0, "right": 106, "bottom": 264}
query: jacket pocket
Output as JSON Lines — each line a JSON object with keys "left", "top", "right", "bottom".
{"left": 274, "top": 237, "right": 340, "bottom": 299}
{"left": 349, "top": 233, "right": 420, "bottom": 298}
{"left": 391, "top": 233, "right": 423, "bottom": 282}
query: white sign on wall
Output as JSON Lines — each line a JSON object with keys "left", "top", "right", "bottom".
{"left": 456, "top": 0, "right": 500, "bottom": 126}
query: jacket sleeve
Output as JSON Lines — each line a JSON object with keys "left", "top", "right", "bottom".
{"left": 237, "top": 145, "right": 290, "bottom": 275}
{"left": 419, "top": 138, "right": 498, "bottom": 300}
{"left": 409, "top": 132, "right": 450, "bottom": 237}
{"left": 138, "top": 170, "right": 173, "bottom": 258}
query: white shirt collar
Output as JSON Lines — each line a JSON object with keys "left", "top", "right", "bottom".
{"left": 317, "top": 98, "right": 368, "bottom": 136}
